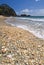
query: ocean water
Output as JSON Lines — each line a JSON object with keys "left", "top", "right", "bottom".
{"left": 5, "top": 16, "right": 44, "bottom": 39}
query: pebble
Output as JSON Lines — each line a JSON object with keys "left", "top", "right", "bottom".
{"left": 0, "top": 26, "right": 44, "bottom": 65}
{"left": 7, "top": 54, "right": 13, "bottom": 59}
{"left": 1, "top": 46, "right": 8, "bottom": 54}
{"left": 0, "top": 54, "right": 2, "bottom": 57}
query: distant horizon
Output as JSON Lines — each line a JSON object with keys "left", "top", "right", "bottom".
{"left": 0, "top": 0, "right": 44, "bottom": 16}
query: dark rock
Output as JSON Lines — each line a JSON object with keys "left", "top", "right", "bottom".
{"left": 20, "top": 14, "right": 30, "bottom": 17}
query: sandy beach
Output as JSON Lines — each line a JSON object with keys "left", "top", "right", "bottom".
{"left": 0, "top": 16, "right": 44, "bottom": 65}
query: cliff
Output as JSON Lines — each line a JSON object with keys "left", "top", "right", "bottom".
{"left": 0, "top": 4, "right": 17, "bottom": 16}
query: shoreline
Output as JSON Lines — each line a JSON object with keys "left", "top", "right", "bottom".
{"left": 0, "top": 16, "right": 44, "bottom": 65}
{"left": 0, "top": 16, "right": 44, "bottom": 40}
{"left": 5, "top": 17, "right": 44, "bottom": 40}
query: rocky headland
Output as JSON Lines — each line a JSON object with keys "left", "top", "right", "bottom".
{"left": 0, "top": 4, "right": 16, "bottom": 16}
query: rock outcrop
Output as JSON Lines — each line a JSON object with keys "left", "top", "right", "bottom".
{"left": 21, "top": 14, "right": 30, "bottom": 17}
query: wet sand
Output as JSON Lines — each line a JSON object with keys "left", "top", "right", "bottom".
{"left": 0, "top": 16, "right": 44, "bottom": 65}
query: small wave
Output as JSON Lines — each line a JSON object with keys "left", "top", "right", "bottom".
{"left": 19, "top": 17, "right": 44, "bottom": 22}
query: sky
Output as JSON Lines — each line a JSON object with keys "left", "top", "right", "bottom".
{"left": 0, "top": 0, "right": 44, "bottom": 16}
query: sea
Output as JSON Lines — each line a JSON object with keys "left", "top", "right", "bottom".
{"left": 5, "top": 16, "right": 44, "bottom": 39}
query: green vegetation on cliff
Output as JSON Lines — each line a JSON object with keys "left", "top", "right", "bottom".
{"left": 0, "top": 4, "right": 17, "bottom": 16}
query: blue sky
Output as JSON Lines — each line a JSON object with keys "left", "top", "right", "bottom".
{"left": 0, "top": 0, "right": 44, "bottom": 16}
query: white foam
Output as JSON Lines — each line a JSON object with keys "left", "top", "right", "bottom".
{"left": 17, "top": 25, "right": 28, "bottom": 30}
{"left": 28, "top": 30, "right": 44, "bottom": 39}
{"left": 17, "top": 25, "right": 44, "bottom": 39}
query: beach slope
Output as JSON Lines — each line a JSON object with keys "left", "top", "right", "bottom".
{"left": 0, "top": 16, "right": 44, "bottom": 65}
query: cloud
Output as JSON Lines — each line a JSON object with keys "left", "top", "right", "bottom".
{"left": 21, "top": 9, "right": 29, "bottom": 13}
{"left": 31, "top": 9, "right": 44, "bottom": 16}
{"left": 20, "top": 9, "right": 32, "bottom": 15}
{"left": 19, "top": 9, "right": 44, "bottom": 16}
{"left": 35, "top": 0, "right": 40, "bottom": 2}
